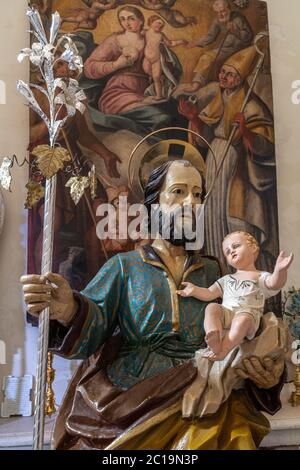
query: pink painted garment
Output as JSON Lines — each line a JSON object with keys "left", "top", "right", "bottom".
{"left": 84, "top": 33, "right": 149, "bottom": 115}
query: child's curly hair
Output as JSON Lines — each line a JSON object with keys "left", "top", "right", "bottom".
{"left": 148, "top": 15, "right": 164, "bottom": 26}
{"left": 222, "top": 231, "right": 260, "bottom": 259}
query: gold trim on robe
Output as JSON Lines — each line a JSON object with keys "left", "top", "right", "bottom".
{"left": 106, "top": 390, "right": 271, "bottom": 450}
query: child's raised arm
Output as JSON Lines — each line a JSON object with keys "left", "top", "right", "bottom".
{"left": 176, "top": 282, "right": 222, "bottom": 301}
{"left": 265, "top": 251, "right": 294, "bottom": 290}
{"left": 162, "top": 33, "right": 187, "bottom": 48}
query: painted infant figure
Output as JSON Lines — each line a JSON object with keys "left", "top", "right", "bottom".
{"left": 177, "top": 231, "right": 294, "bottom": 361}
{"left": 61, "top": 2, "right": 116, "bottom": 30}
{"left": 143, "top": 15, "right": 187, "bottom": 100}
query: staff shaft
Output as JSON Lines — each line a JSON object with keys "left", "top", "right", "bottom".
{"left": 33, "top": 174, "right": 57, "bottom": 450}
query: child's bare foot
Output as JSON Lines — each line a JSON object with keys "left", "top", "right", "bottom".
{"left": 207, "top": 328, "right": 247, "bottom": 361}
{"left": 207, "top": 349, "right": 229, "bottom": 361}
{"left": 207, "top": 341, "right": 238, "bottom": 361}
{"left": 205, "top": 330, "right": 221, "bottom": 354}
{"left": 201, "top": 349, "right": 215, "bottom": 359}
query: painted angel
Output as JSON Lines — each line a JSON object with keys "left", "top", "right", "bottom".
{"left": 63, "top": 0, "right": 196, "bottom": 31}
{"left": 139, "top": 0, "right": 197, "bottom": 27}
{"left": 61, "top": 2, "right": 116, "bottom": 30}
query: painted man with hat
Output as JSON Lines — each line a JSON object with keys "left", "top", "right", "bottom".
{"left": 177, "top": 45, "right": 278, "bottom": 278}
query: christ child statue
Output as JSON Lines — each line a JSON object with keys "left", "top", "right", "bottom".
{"left": 177, "top": 231, "right": 294, "bottom": 360}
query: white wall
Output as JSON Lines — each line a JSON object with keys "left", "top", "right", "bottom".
{"left": 0, "top": 0, "right": 299, "bottom": 406}
{"left": 0, "top": 1, "right": 76, "bottom": 405}
{"left": 266, "top": 0, "right": 300, "bottom": 285}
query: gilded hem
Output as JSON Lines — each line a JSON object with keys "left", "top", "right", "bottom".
{"left": 105, "top": 402, "right": 182, "bottom": 450}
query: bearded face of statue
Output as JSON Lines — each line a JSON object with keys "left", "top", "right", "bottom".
{"left": 158, "top": 162, "right": 203, "bottom": 247}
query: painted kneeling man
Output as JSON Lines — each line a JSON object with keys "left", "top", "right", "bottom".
{"left": 21, "top": 159, "right": 286, "bottom": 450}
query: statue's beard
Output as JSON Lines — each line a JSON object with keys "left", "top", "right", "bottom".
{"left": 158, "top": 208, "right": 197, "bottom": 247}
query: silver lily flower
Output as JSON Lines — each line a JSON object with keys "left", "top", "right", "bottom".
{"left": 55, "top": 79, "right": 86, "bottom": 116}
{"left": 18, "top": 10, "right": 61, "bottom": 66}
{"left": 18, "top": 42, "right": 55, "bottom": 66}
{"left": 27, "top": 7, "right": 48, "bottom": 46}
{"left": 60, "top": 38, "right": 83, "bottom": 72}
{"left": 17, "top": 7, "right": 86, "bottom": 148}
{"left": 49, "top": 11, "right": 61, "bottom": 45}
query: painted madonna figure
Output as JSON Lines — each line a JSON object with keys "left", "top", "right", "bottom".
{"left": 21, "top": 159, "right": 285, "bottom": 450}
{"left": 84, "top": 6, "right": 182, "bottom": 114}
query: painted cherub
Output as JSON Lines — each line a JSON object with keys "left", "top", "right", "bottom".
{"left": 61, "top": 1, "right": 116, "bottom": 30}
{"left": 143, "top": 15, "right": 187, "bottom": 100}
{"left": 140, "top": 0, "right": 196, "bottom": 28}
{"left": 177, "top": 231, "right": 294, "bottom": 361}
{"left": 62, "top": 1, "right": 196, "bottom": 31}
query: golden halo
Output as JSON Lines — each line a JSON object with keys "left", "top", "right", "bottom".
{"left": 127, "top": 127, "right": 217, "bottom": 201}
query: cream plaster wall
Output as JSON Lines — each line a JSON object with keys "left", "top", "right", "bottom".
{"left": 0, "top": 1, "right": 77, "bottom": 403}
{"left": 266, "top": 0, "right": 300, "bottom": 286}
{"left": 0, "top": 0, "right": 299, "bottom": 405}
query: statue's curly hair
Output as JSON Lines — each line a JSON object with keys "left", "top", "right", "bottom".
{"left": 143, "top": 160, "right": 205, "bottom": 232}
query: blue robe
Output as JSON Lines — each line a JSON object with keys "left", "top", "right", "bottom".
{"left": 49, "top": 246, "right": 283, "bottom": 450}
{"left": 52, "top": 246, "right": 220, "bottom": 390}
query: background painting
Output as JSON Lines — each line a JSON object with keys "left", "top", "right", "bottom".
{"left": 27, "top": 0, "right": 280, "bottom": 318}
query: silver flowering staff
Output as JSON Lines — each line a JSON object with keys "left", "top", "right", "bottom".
{"left": 17, "top": 7, "right": 86, "bottom": 450}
